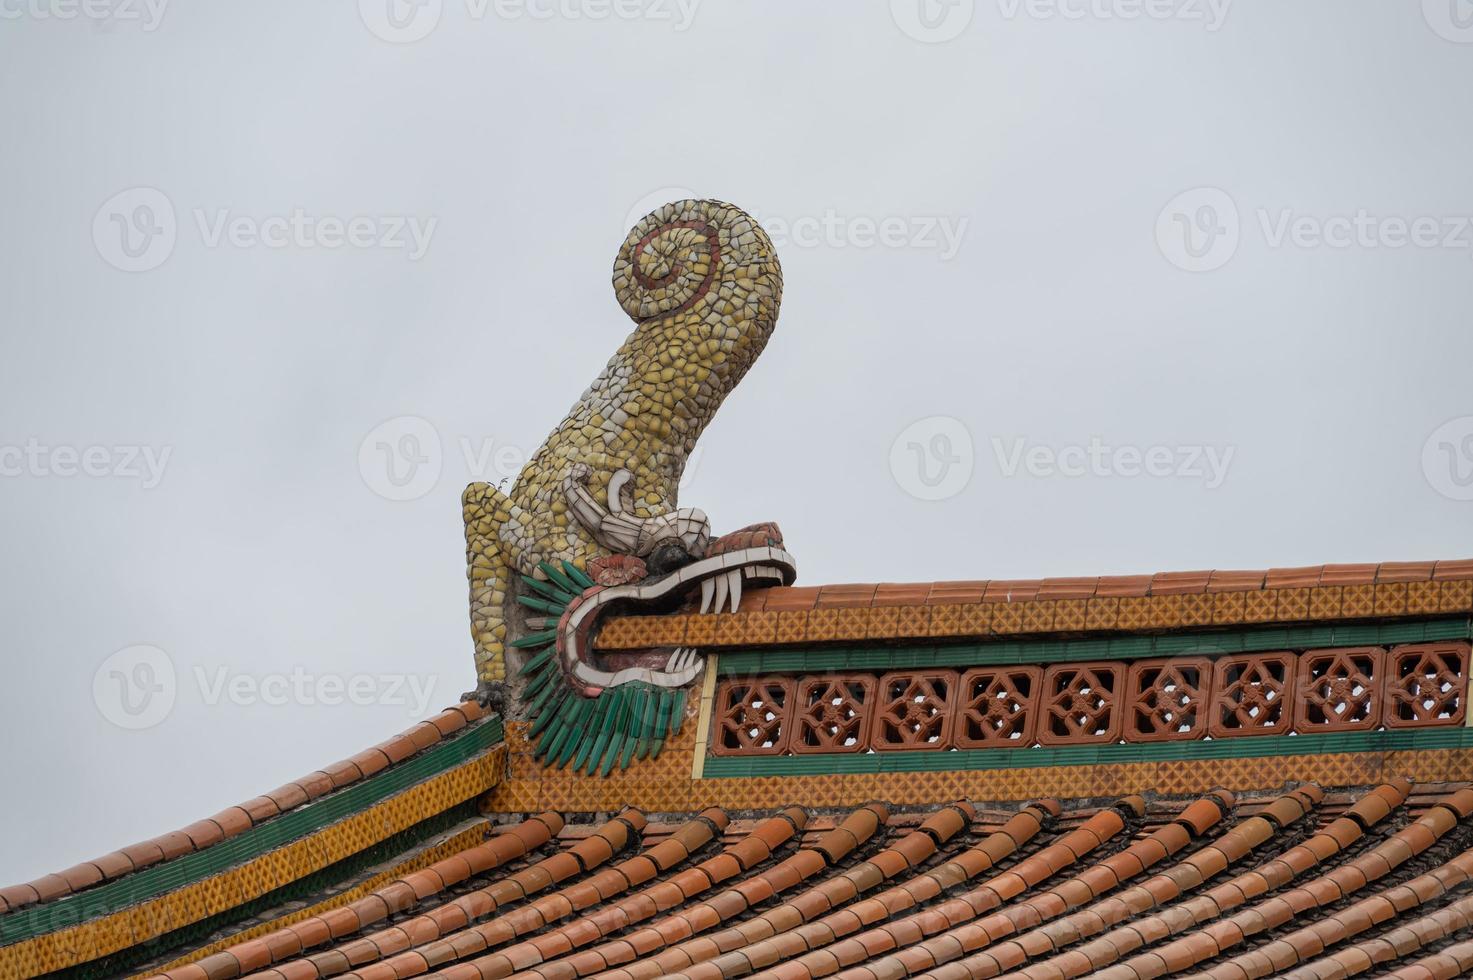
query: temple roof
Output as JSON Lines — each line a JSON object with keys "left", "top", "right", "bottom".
{"left": 122, "top": 782, "right": 1473, "bottom": 980}
{"left": 7, "top": 556, "right": 1473, "bottom": 979}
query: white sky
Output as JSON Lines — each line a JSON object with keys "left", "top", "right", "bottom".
{"left": 1, "top": 0, "right": 1471, "bottom": 882}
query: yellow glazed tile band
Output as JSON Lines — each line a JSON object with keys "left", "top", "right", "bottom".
{"left": 690, "top": 655, "right": 719, "bottom": 780}
{"left": 0, "top": 745, "right": 504, "bottom": 980}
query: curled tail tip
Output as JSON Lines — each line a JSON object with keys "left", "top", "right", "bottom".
{"left": 613, "top": 198, "right": 781, "bottom": 323}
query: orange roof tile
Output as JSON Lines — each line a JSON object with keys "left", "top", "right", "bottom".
{"left": 113, "top": 782, "right": 1473, "bottom": 980}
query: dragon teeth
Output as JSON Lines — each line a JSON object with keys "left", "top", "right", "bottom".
{"left": 713, "top": 573, "right": 729, "bottom": 615}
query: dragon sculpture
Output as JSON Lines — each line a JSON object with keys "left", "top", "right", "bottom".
{"left": 462, "top": 199, "right": 796, "bottom": 775}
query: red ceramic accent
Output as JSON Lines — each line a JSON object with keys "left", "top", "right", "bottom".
{"left": 1293, "top": 646, "right": 1383, "bottom": 732}
{"left": 956, "top": 666, "right": 1040, "bottom": 748}
{"left": 1210, "top": 652, "right": 1295, "bottom": 738}
{"left": 588, "top": 554, "right": 647, "bottom": 586}
{"left": 1037, "top": 662, "right": 1124, "bottom": 746}
{"left": 790, "top": 675, "right": 875, "bottom": 754}
{"left": 711, "top": 677, "right": 792, "bottom": 756}
{"left": 870, "top": 671, "right": 958, "bottom": 751}
{"left": 1383, "top": 641, "right": 1469, "bottom": 729}
{"left": 1125, "top": 657, "right": 1211, "bottom": 742}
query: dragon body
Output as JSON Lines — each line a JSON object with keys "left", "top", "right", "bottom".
{"left": 461, "top": 200, "right": 792, "bottom": 772}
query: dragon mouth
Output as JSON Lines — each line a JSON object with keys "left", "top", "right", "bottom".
{"left": 508, "top": 542, "right": 795, "bottom": 776}
{"left": 557, "top": 544, "right": 797, "bottom": 690}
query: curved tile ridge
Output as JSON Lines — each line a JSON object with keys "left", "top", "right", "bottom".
{"left": 817, "top": 794, "right": 1227, "bottom": 980}
{"left": 731, "top": 560, "right": 1473, "bottom": 612}
{"left": 159, "top": 811, "right": 566, "bottom": 980}
{"left": 923, "top": 787, "right": 1322, "bottom": 980}
{"left": 1083, "top": 783, "right": 1473, "bottom": 980}
{"left": 951, "top": 781, "right": 1404, "bottom": 980}
{"left": 422, "top": 808, "right": 810, "bottom": 980}
{"left": 511, "top": 803, "right": 907, "bottom": 980}
{"left": 1233, "top": 875, "right": 1473, "bottom": 980}
{"left": 1372, "top": 934, "right": 1473, "bottom": 979}
{"left": 723, "top": 799, "right": 1145, "bottom": 980}
{"left": 0, "top": 702, "right": 491, "bottom": 917}
{"left": 1293, "top": 892, "right": 1473, "bottom": 980}
{"left": 595, "top": 801, "right": 1060, "bottom": 980}
{"left": 311, "top": 809, "right": 725, "bottom": 980}
{"left": 241, "top": 809, "right": 650, "bottom": 980}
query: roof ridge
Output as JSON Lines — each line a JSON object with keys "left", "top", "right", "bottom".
{"left": 0, "top": 702, "right": 491, "bottom": 917}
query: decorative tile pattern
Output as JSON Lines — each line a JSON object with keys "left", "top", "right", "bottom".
{"left": 1384, "top": 641, "right": 1470, "bottom": 728}
{"left": 790, "top": 675, "right": 874, "bottom": 754}
{"left": 955, "top": 666, "right": 1040, "bottom": 748}
{"left": 1125, "top": 657, "right": 1210, "bottom": 742}
{"left": 1210, "top": 652, "right": 1296, "bottom": 737}
{"left": 870, "top": 671, "right": 957, "bottom": 751}
{"left": 1294, "top": 646, "right": 1383, "bottom": 732}
{"left": 711, "top": 677, "right": 791, "bottom": 756}
{"left": 1037, "top": 662, "right": 1123, "bottom": 746}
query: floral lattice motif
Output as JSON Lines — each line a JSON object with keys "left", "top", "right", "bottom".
{"left": 1038, "top": 663, "right": 1123, "bottom": 746}
{"left": 871, "top": 671, "right": 957, "bottom": 751}
{"left": 1294, "top": 646, "right": 1382, "bottom": 732}
{"left": 711, "top": 677, "right": 791, "bottom": 756}
{"left": 1125, "top": 658, "right": 1210, "bottom": 742}
{"left": 1210, "top": 652, "right": 1295, "bottom": 737}
{"left": 1384, "top": 641, "right": 1469, "bottom": 728}
{"left": 957, "top": 666, "right": 1040, "bottom": 748}
{"left": 791, "top": 675, "right": 874, "bottom": 754}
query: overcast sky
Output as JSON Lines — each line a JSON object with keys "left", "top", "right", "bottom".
{"left": 1, "top": 0, "right": 1471, "bottom": 882}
